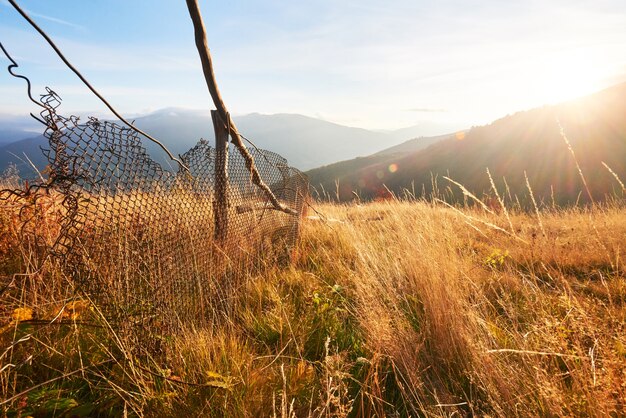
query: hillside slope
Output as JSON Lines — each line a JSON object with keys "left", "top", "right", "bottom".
{"left": 306, "top": 132, "right": 457, "bottom": 198}
{"left": 0, "top": 134, "right": 48, "bottom": 177}
{"left": 0, "top": 128, "right": 37, "bottom": 146}
{"left": 373, "top": 133, "right": 457, "bottom": 156}
{"left": 309, "top": 83, "right": 626, "bottom": 204}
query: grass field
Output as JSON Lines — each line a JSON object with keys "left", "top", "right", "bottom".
{"left": 1, "top": 194, "right": 625, "bottom": 416}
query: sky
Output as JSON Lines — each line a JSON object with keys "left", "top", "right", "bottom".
{"left": 1, "top": 0, "right": 625, "bottom": 131}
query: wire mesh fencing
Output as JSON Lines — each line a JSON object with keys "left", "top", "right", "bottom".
{"left": 1, "top": 88, "right": 309, "bottom": 344}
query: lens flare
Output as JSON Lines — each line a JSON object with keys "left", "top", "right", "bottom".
{"left": 388, "top": 163, "right": 398, "bottom": 173}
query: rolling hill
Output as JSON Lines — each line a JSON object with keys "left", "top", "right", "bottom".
{"left": 0, "top": 133, "right": 49, "bottom": 177}
{"left": 373, "top": 133, "right": 460, "bottom": 157}
{"left": 307, "top": 83, "right": 626, "bottom": 205}
{"left": 305, "top": 132, "right": 458, "bottom": 198}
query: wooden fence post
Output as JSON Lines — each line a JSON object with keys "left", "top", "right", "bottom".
{"left": 212, "top": 110, "right": 229, "bottom": 244}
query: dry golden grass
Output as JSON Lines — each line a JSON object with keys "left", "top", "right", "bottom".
{"left": 303, "top": 201, "right": 625, "bottom": 416}
{"left": 1, "top": 190, "right": 625, "bottom": 416}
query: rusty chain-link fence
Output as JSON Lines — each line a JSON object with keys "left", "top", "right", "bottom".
{"left": 1, "top": 84, "right": 309, "bottom": 341}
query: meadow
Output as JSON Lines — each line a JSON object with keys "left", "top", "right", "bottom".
{"left": 1, "top": 188, "right": 625, "bottom": 416}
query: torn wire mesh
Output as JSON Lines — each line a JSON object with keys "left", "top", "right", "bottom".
{"left": 2, "top": 88, "right": 308, "bottom": 342}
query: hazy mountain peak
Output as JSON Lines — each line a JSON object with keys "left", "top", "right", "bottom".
{"left": 2, "top": 109, "right": 444, "bottom": 173}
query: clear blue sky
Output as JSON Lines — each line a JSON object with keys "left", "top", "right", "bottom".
{"left": 1, "top": 0, "right": 625, "bottom": 130}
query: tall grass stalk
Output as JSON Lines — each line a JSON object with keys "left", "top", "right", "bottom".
{"left": 602, "top": 161, "right": 626, "bottom": 195}
{"left": 486, "top": 167, "right": 514, "bottom": 233}
{"left": 558, "top": 120, "right": 595, "bottom": 205}
{"left": 444, "top": 176, "right": 494, "bottom": 214}
{"left": 524, "top": 170, "right": 546, "bottom": 237}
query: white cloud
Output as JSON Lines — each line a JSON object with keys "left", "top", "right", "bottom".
{"left": 1, "top": 0, "right": 85, "bottom": 31}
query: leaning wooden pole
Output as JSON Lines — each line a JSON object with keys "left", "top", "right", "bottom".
{"left": 185, "top": 0, "right": 296, "bottom": 216}
{"left": 212, "top": 110, "right": 229, "bottom": 243}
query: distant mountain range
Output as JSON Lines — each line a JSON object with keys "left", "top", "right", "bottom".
{"left": 5, "top": 83, "right": 624, "bottom": 207}
{"left": 0, "top": 128, "right": 38, "bottom": 146}
{"left": 0, "top": 110, "right": 460, "bottom": 177}
{"left": 307, "top": 82, "right": 626, "bottom": 205}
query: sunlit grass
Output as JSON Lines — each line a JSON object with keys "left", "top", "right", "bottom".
{"left": 1, "top": 183, "right": 625, "bottom": 416}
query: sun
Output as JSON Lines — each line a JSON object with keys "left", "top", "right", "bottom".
{"left": 528, "top": 50, "right": 612, "bottom": 104}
